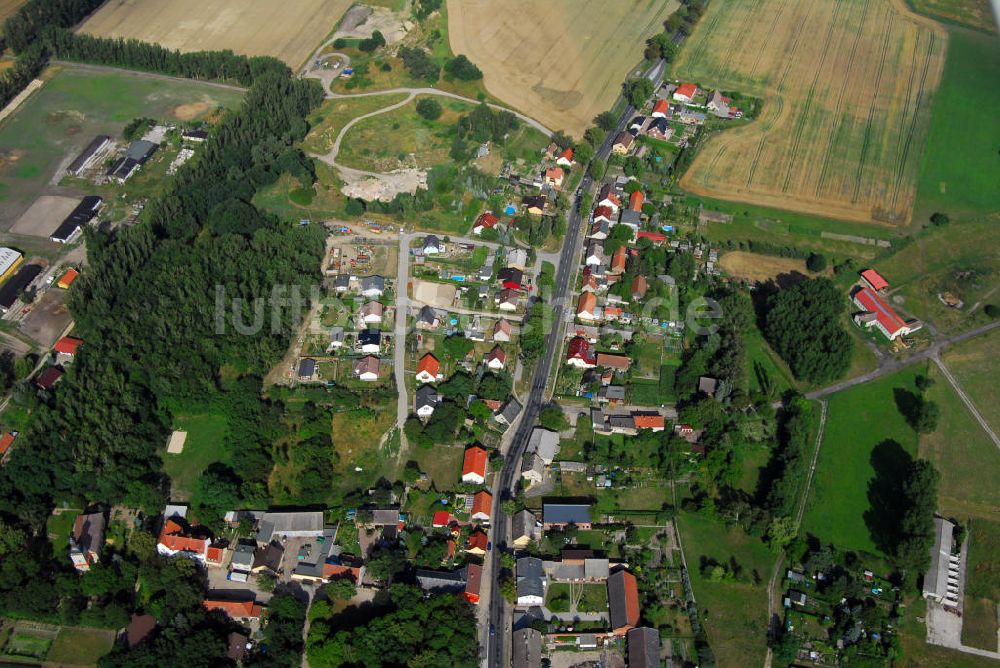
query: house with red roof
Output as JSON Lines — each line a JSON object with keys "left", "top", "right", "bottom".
{"left": 629, "top": 190, "right": 644, "bottom": 212}
{"left": 636, "top": 230, "right": 665, "bottom": 245}
{"left": 610, "top": 247, "right": 627, "bottom": 274}
{"left": 34, "top": 366, "right": 63, "bottom": 391}
{"left": 672, "top": 82, "right": 698, "bottom": 103}
{"left": 604, "top": 305, "right": 623, "bottom": 321}
{"left": 157, "top": 518, "right": 209, "bottom": 562}
{"left": 471, "top": 490, "right": 492, "bottom": 521}
{"left": 631, "top": 275, "right": 648, "bottom": 300}
{"left": 597, "top": 185, "right": 621, "bottom": 212}
{"left": 852, "top": 287, "right": 921, "bottom": 340}
{"left": 466, "top": 529, "right": 489, "bottom": 556}
{"left": 592, "top": 205, "right": 615, "bottom": 224}
{"left": 633, "top": 413, "right": 665, "bottom": 431}
{"left": 415, "top": 353, "right": 441, "bottom": 384}
{"left": 462, "top": 445, "right": 488, "bottom": 485}
{"left": 493, "top": 318, "right": 513, "bottom": 342}
{"left": 57, "top": 268, "right": 79, "bottom": 289}
{"left": 608, "top": 569, "right": 640, "bottom": 634}
{"left": 485, "top": 345, "right": 506, "bottom": 370}
{"left": 860, "top": 268, "right": 889, "bottom": 292}
{"left": 556, "top": 147, "right": 574, "bottom": 167}
{"left": 544, "top": 167, "right": 565, "bottom": 188}
{"left": 473, "top": 212, "right": 500, "bottom": 235}
{"left": 0, "top": 431, "right": 16, "bottom": 464}
{"left": 576, "top": 292, "right": 598, "bottom": 321}
{"left": 597, "top": 353, "right": 631, "bottom": 372}
{"left": 566, "top": 336, "right": 597, "bottom": 368}
{"left": 651, "top": 98, "right": 669, "bottom": 118}
{"left": 432, "top": 510, "right": 451, "bottom": 528}
{"left": 53, "top": 336, "right": 83, "bottom": 357}
{"left": 204, "top": 598, "right": 263, "bottom": 621}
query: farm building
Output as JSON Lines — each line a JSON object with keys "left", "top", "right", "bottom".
{"left": 627, "top": 627, "right": 660, "bottom": 668}
{"left": 0, "top": 248, "right": 24, "bottom": 285}
{"left": 852, "top": 287, "right": 922, "bottom": 340}
{"left": 922, "top": 517, "right": 961, "bottom": 606}
{"left": 672, "top": 82, "right": 698, "bottom": 103}
{"left": 608, "top": 569, "right": 640, "bottom": 634}
{"left": 67, "top": 135, "right": 111, "bottom": 176}
{"left": 0, "top": 264, "right": 42, "bottom": 313}
{"left": 512, "top": 628, "right": 542, "bottom": 668}
{"left": 106, "top": 140, "right": 158, "bottom": 183}
{"left": 860, "top": 268, "right": 890, "bottom": 292}
{"left": 543, "top": 503, "right": 592, "bottom": 529}
{"left": 50, "top": 196, "right": 102, "bottom": 244}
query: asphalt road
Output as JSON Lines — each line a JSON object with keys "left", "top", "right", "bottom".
{"left": 483, "top": 59, "right": 665, "bottom": 668}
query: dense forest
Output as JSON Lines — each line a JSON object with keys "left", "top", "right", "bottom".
{"left": 0, "top": 2, "right": 329, "bottom": 642}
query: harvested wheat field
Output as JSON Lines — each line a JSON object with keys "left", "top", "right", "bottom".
{"left": 79, "top": 0, "right": 352, "bottom": 68}
{"left": 0, "top": 0, "right": 26, "bottom": 23}
{"left": 718, "top": 251, "right": 817, "bottom": 283}
{"left": 674, "top": 0, "right": 946, "bottom": 226}
{"left": 447, "top": 0, "right": 678, "bottom": 136}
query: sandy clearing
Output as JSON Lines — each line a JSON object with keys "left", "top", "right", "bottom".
{"left": 172, "top": 102, "right": 210, "bottom": 120}
{"left": 413, "top": 280, "right": 456, "bottom": 308}
{"left": 80, "top": 0, "right": 354, "bottom": 68}
{"left": 447, "top": 0, "right": 678, "bottom": 137}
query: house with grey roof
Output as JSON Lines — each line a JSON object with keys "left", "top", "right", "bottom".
{"left": 360, "top": 275, "right": 385, "bottom": 298}
{"left": 333, "top": 274, "right": 351, "bottom": 292}
{"left": 598, "top": 385, "right": 626, "bottom": 405}
{"left": 422, "top": 235, "right": 442, "bottom": 255}
{"left": 298, "top": 358, "right": 317, "bottom": 381}
{"left": 230, "top": 540, "right": 257, "bottom": 574}
{"left": 527, "top": 427, "right": 560, "bottom": 464}
{"left": 415, "top": 384, "right": 440, "bottom": 418}
{"left": 69, "top": 511, "right": 106, "bottom": 572}
{"left": 251, "top": 541, "right": 284, "bottom": 575}
{"left": 255, "top": 511, "right": 325, "bottom": 543}
{"left": 520, "top": 453, "right": 545, "bottom": 485}
{"left": 619, "top": 209, "right": 642, "bottom": 231}
{"left": 511, "top": 509, "right": 539, "bottom": 549}
{"left": 627, "top": 627, "right": 661, "bottom": 668}
{"left": 416, "top": 305, "right": 441, "bottom": 330}
{"left": 511, "top": 628, "right": 542, "bottom": 668}
{"left": 516, "top": 557, "right": 546, "bottom": 607}
{"left": 494, "top": 397, "right": 522, "bottom": 427}
{"left": 416, "top": 567, "right": 467, "bottom": 594}
{"left": 543, "top": 503, "right": 592, "bottom": 530}
{"left": 327, "top": 326, "right": 345, "bottom": 351}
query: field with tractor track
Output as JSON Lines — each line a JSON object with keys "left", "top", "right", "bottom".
{"left": 79, "top": 0, "right": 352, "bottom": 68}
{"left": 447, "top": 0, "right": 678, "bottom": 136}
{"left": 674, "top": 0, "right": 947, "bottom": 226}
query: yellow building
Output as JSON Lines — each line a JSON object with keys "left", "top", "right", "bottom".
{"left": 0, "top": 248, "right": 23, "bottom": 286}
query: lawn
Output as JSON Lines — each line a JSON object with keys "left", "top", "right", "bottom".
{"left": 632, "top": 336, "right": 662, "bottom": 378}
{"left": 963, "top": 518, "right": 1000, "bottom": 650}
{"left": 874, "top": 219, "right": 1000, "bottom": 335}
{"left": 919, "top": 362, "right": 1000, "bottom": 520}
{"left": 4, "top": 632, "right": 50, "bottom": 659}
{"left": 802, "top": 366, "right": 923, "bottom": 554}
{"left": 0, "top": 66, "right": 243, "bottom": 227}
{"left": 337, "top": 95, "right": 473, "bottom": 172}
{"left": 578, "top": 583, "right": 608, "bottom": 613}
{"left": 409, "top": 444, "right": 466, "bottom": 492}
{"left": 163, "top": 412, "right": 230, "bottom": 501}
{"left": 677, "top": 512, "right": 774, "bottom": 668}
{"left": 545, "top": 583, "right": 570, "bottom": 613}
{"left": 915, "top": 27, "right": 1000, "bottom": 220}
{"left": 46, "top": 510, "right": 80, "bottom": 553}
{"left": 745, "top": 329, "right": 794, "bottom": 398}
{"left": 941, "top": 327, "right": 1000, "bottom": 436}
{"left": 629, "top": 363, "right": 678, "bottom": 406}
{"left": 908, "top": 0, "right": 997, "bottom": 32}
{"left": 734, "top": 443, "right": 772, "bottom": 497}
{"left": 47, "top": 627, "right": 115, "bottom": 665}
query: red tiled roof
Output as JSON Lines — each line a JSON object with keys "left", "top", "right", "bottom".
{"left": 558, "top": 147, "right": 574, "bottom": 162}
{"left": 652, "top": 99, "right": 669, "bottom": 115}
{"left": 604, "top": 306, "right": 622, "bottom": 318}
{"left": 596, "top": 353, "right": 630, "bottom": 371}
{"left": 545, "top": 167, "right": 564, "bottom": 180}
{"left": 206, "top": 547, "right": 224, "bottom": 564}
{"left": 486, "top": 345, "right": 506, "bottom": 365}
{"left": 467, "top": 530, "right": 488, "bottom": 552}
{"left": 610, "top": 570, "right": 640, "bottom": 631}
{"left": 611, "top": 247, "right": 627, "bottom": 271}
{"left": 475, "top": 212, "right": 499, "bottom": 230}
{"left": 854, "top": 287, "right": 908, "bottom": 335}
{"left": 0, "top": 432, "right": 15, "bottom": 457}
{"left": 632, "top": 275, "right": 647, "bottom": 297}
{"left": 416, "top": 353, "right": 440, "bottom": 378}
{"left": 483, "top": 398, "right": 503, "bottom": 411}
{"left": 432, "top": 510, "right": 451, "bottom": 527}
{"left": 57, "top": 268, "right": 79, "bottom": 288}
{"left": 53, "top": 336, "right": 83, "bottom": 355}
{"left": 629, "top": 190, "right": 644, "bottom": 211}
{"left": 636, "top": 231, "right": 665, "bottom": 244}
{"left": 566, "top": 336, "right": 596, "bottom": 364}
{"left": 593, "top": 205, "right": 613, "bottom": 221}
{"left": 35, "top": 367, "right": 63, "bottom": 390}
{"left": 675, "top": 82, "right": 697, "bottom": 99}
{"left": 204, "top": 599, "right": 263, "bottom": 619}
{"left": 494, "top": 319, "right": 512, "bottom": 335}
{"left": 860, "top": 269, "right": 889, "bottom": 291}
{"left": 159, "top": 532, "right": 207, "bottom": 555}
{"left": 633, "top": 414, "right": 664, "bottom": 429}
{"left": 462, "top": 445, "right": 488, "bottom": 479}
{"left": 577, "top": 292, "right": 597, "bottom": 315}
{"left": 445, "top": 539, "right": 456, "bottom": 559}
{"left": 472, "top": 490, "right": 492, "bottom": 518}
{"left": 323, "top": 563, "right": 360, "bottom": 581}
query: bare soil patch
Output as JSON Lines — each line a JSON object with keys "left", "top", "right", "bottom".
{"left": 412, "top": 280, "right": 456, "bottom": 308}
{"left": 80, "top": 0, "right": 354, "bottom": 68}
{"left": 718, "top": 251, "right": 817, "bottom": 283}
{"left": 446, "top": 0, "right": 678, "bottom": 136}
{"left": 172, "top": 102, "right": 210, "bottom": 120}
{"left": 10, "top": 195, "right": 80, "bottom": 237}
